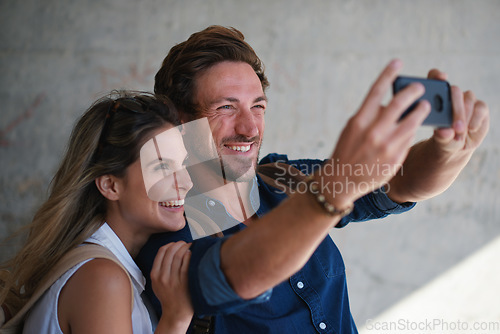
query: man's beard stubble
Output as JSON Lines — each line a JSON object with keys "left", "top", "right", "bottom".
{"left": 218, "top": 134, "right": 261, "bottom": 182}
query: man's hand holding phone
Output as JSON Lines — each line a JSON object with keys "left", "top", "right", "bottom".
{"left": 423, "top": 69, "right": 489, "bottom": 156}
{"left": 393, "top": 76, "right": 453, "bottom": 128}
{"left": 326, "top": 60, "right": 489, "bottom": 206}
{"left": 384, "top": 65, "right": 489, "bottom": 203}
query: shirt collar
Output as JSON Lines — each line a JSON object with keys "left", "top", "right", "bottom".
{"left": 191, "top": 176, "right": 260, "bottom": 218}
{"left": 184, "top": 177, "right": 260, "bottom": 238}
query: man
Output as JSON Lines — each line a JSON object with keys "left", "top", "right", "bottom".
{"left": 137, "top": 26, "right": 489, "bottom": 333}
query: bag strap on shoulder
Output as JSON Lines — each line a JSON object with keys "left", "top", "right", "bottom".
{"left": 1, "top": 244, "right": 133, "bottom": 333}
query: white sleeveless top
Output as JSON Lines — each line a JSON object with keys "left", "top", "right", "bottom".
{"left": 23, "top": 223, "right": 158, "bottom": 333}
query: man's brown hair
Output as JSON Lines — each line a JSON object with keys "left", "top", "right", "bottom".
{"left": 154, "top": 25, "right": 269, "bottom": 118}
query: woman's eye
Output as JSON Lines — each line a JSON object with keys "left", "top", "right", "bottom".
{"left": 154, "top": 162, "right": 170, "bottom": 171}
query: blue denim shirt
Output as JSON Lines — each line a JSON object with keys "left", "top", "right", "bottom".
{"left": 136, "top": 153, "right": 415, "bottom": 334}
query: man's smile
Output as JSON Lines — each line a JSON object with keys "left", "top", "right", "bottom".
{"left": 224, "top": 143, "right": 253, "bottom": 153}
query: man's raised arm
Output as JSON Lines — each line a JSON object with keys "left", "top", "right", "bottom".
{"left": 220, "top": 59, "right": 432, "bottom": 299}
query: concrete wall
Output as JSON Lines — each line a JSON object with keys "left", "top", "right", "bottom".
{"left": 1, "top": 0, "right": 499, "bottom": 328}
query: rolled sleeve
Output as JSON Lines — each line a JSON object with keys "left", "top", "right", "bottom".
{"left": 370, "top": 186, "right": 416, "bottom": 214}
{"left": 189, "top": 237, "right": 272, "bottom": 315}
{"left": 337, "top": 187, "right": 416, "bottom": 228}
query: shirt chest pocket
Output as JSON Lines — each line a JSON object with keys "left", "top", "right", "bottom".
{"left": 312, "top": 237, "right": 345, "bottom": 278}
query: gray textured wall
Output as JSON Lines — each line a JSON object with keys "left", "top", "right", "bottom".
{"left": 1, "top": 0, "right": 499, "bottom": 327}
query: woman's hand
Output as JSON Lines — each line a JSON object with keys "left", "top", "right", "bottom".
{"left": 151, "top": 241, "right": 193, "bottom": 334}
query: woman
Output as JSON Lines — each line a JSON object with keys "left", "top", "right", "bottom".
{"left": 0, "top": 92, "right": 193, "bottom": 333}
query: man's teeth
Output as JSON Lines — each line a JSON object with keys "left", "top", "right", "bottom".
{"left": 160, "top": 199, "right": 185, "bottom": 208}
{"left": 226, "top": 145, "right": 251, "bottom": 152}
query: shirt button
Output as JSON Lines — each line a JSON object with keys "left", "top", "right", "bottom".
{"left": 208, "top": 200, "right": 216, "bottom": 207}
{"left": 297, "top": 281, "right": 304, "bottom": 289}
{"left": 319, "top": 322, "right": 327, "bottom": 330}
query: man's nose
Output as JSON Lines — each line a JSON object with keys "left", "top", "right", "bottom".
{"left": 234, "top": 108, "right": 259, "bottom": 138}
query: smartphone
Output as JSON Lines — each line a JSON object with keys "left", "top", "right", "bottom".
{"left": 393, "top": 76, "right": 453, "bottom": 128}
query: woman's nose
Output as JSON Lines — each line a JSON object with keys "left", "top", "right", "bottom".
{"left": 175, "top": 168, "right": 193, "bottom": 194}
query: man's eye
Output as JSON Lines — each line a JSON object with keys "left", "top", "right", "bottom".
{"left": 217, "top": 105, "right": 233, "bottom": 110}
{"left": 252, "top": 105, "right": 266, "bottom": 114}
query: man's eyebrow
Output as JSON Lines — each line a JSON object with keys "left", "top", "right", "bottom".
{"left": 210, "top": 95, "right": 268, "bottom": 105}
{"left": 209, "top": 97, "right": 239, "bottom": 104}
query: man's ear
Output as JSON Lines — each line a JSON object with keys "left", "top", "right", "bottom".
{"left": 95, "top": 175, "right": 120, "bottom": 201}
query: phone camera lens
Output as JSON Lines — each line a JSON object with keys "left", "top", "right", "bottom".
{"left": 434, "top": 94, "right": 444, "bottom": 112}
